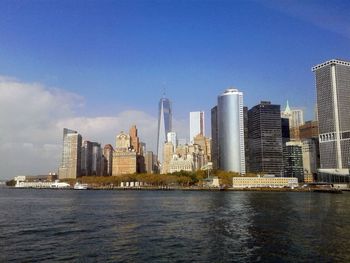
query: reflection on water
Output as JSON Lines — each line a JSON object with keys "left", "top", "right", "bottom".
{"left": 0, "top": 189, "right": 350, "bottom": 262}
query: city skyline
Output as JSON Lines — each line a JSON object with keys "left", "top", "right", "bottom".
{"left": 0, "top": 1, "right": 350, "bottom": 179}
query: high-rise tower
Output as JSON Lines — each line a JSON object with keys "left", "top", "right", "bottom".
{"left": 157, "top": 97, "right": 172, "bottom": 164}
{"left": 312, "top": 59, "right": 350, "bottom": 170}
{"left": 189, "top": 111, "right": 205, "bottom": 143}
{"left": 58, "top": 128, "right": 82, "bottom": 179}
{"left": 248, "top": 101, "right": 284, "bottom": 176}
{"left": 213, "top": 89, "right": 245, "bottom": 174}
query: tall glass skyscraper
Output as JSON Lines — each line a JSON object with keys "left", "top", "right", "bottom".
{"left": 212, "top": 89, "right": 245, "bottom": 174}
{"left": 157, "top": 97, "right": 172, "bottom": 164}
{"left": 312, "top": 59, "right": 350, "bottom": 170}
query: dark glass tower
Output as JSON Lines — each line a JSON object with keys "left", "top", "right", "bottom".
{"left": 157, "top": 97, "right": 172, "bottom": 164}
{"left": 248, "top": 101, "right": 283, "bottom": 176}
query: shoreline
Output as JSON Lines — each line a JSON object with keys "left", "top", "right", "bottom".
{"left": 5, "top": 186, "right": 344, "bottom": 193}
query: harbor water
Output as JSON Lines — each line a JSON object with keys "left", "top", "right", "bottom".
{"left": 1, "top": 189, "right": 350, "bottom": 262}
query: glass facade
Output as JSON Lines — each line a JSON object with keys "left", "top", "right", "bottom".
{"left": 157, "top": 98, "right": 172, "bottom": 164}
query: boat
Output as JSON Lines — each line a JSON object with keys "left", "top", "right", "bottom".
{"left": 74, "top": 182, "right": 88, "bottom": 190}
{"left": 50, "top": 180, "right": 71, "bottom": 189}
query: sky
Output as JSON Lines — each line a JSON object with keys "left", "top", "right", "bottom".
{"left": 0, "top": 0, "right": 350, "bottom": 179}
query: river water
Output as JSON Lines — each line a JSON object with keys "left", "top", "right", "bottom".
{"left": 1, "top": 189, "right": 350, "bottom": 262}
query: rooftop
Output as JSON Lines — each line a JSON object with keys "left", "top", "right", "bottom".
{"left": 312, "top": 59, "right": 350, "bottom": 71}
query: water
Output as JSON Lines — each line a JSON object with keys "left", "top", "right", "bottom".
{"left": 1, "top": 189, "right": 350, "bottom": 262}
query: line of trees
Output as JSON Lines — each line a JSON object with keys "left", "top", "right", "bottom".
{"left": 63, "top": 170, "right": 260, "bottom": 188}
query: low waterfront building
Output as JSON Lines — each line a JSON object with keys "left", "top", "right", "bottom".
{"left": 232, "top": 176, "right": 298, "bottom": 188}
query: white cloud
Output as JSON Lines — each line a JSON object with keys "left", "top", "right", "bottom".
{"left": 0, "top": 76, "right": 189, "bottom": 179}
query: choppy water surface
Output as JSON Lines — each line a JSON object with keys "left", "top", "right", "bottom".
{"left": 1, "top": 189, "right": 350, "bottom": 262}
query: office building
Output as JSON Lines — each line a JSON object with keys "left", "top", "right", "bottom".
{"left": 211, "top": 106, "right": 218, "bottom": 169}
{"left": 58, "top": 128, "right": 82, "bottom": 179}
{"left": 91, "top": 142, "right": 102, "bottom": 176}
{"left": 302, "top": 139, "right": 319, "bottom": 183}
{"left": 112, "top": 131, "right": 137, "bottom": 175}
{"left": 130, "top": 125, "right": 140, "bottom": 154}
{"left": 189, "top": 111, "right": 205, "bottom": 143}
{"left": 157, "top": 97, "right": 172, "bottom": 165}
{"left": 281, "top": 101, "right": 304, "bottom": 140}
{"left": 161, "top": 142, "right": 174, "bottom": 174}
{"left": 103, "top": 144, "right": 114, "bottom": 176}
{"left": 167, "top": 131, "right": 177, "bottom": 152}
{"left": 213, "top": 88, "right": 245, "bottom": 174}
{"left": 145, "top": 151, "right": 155, "bottom": 174}
{"left": 284, "top": 141, "right": 304, "bottom": 182}
{"left": 248, "top": 102, "right": 283, "bottom": 176}
{"left": 299, "top": 120, "right": 319, "bottom": 140}
{"left": 312, "top": 59, "right": 350, "bottom": 171}
{"left": 81, "top": 140, "right": 93, "bottom": 176}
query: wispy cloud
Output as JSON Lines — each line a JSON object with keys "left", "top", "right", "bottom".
{"left": 260, "top": 0, "right": 350, "bottom": 39}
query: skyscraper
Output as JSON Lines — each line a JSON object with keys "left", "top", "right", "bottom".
{"left": 189, "top": 111, "right": 205, "bottom": 143}
{"left": 281, "top": 101, "right": 304, "bottom": 140}
{"left": 167, "top": 131, "right": 177, "bottom": 151}
{"left": 81, "top": 140, "right": 93, "bottom": 176}
{"left": 103, "top": 144, "right": 114, "bottom": 176}
{"left": 157, "top": 97, "right": 172, "bottom": 164}
{"left": 211, "top": 106, "right": 218, "bottom": 169}
{"left": 58, "top": 128, "right": 82, "bottom": 179}
{"left": 312, "top": 59, "right": 350, "bottom": 170}
{"left": 214, "top": 88, "right": 245, "bottom": 174}
{"left": 248, "top": 101, "right": 284, "bottom": 176}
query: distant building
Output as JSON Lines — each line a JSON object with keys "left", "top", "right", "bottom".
{"left": 145, "top": 151, "right": 155, "bottom": 174}
{"left": 211, "top": 106, "right": 219, "bottom": 170}
{"left": 157, "top": 97, "right": 172, "bottom": 165}
{"left": 232, "top": 176, "right": 298, "bottom": 188}
{"left": 213, "top": 88, "right": 245, "bottom": 174}
{"left": 91, "top": 142, "right": 102, "bottom": 176}
{"left": 130, "top": 125, "right": 140, "bottom": 154}
{"left": 284, "top": 141, "right": 304, "bottom": 182}
{"left": 243, "top": 106, "right": 250, "bottom": 173}
{"left": 58, "top": 128, "right": 82, "bottom": 179}
{"left": 193, "top": 133, "right": 211, "bottom": 164}
{"left": 169, "top": 154, "right": 194, "bottom": 173}
{"left": 248, "top": 101, "right": 283, "bottom": 176}
{"left": 161, "top": 142, "right": 174, "bottom": 174}
{"left": 281, "top": 101, "right": 304, "bottom": 140}
{"left": 103, "top": 144, "right": 114, "bottom": 176}
{"left": 167, "top": 131, "right": 177, "bottom": 152}
{"left": 112, "top": 131, "right": 137, "bottom": 175}
{"left": 302, "top": 139, "right": 320, "bottom": 183}
{"left": 312, "top": 59, "right": 350, "bottom": 172}
{"left": 81, "top": 140, "right": 93, "bottom": 176}
{"left": 189, "top": 111, "right": 205, "bottom": 143}
{"left": 299, "top": 120, "right": 319, "bottom": 140}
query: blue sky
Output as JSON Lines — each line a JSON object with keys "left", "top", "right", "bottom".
{"left": 0, "top": 0, "right": 350, "bottom": 178}
{"left": 0, "top": 0, "right": 349, "bottom": 119}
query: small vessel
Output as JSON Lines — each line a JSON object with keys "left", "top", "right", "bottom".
{"left": 74, "top": 182, "right": 88, "bottom": 190}
{"left": 50, "top": 180, "right": 70, "bottom": 189}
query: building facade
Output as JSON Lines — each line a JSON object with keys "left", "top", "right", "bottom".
{"left": 103, "top": 144, "right": 114, "bottom": 176}
{"left": 189, "top": 111, "right": 205, "bottom": 143}
{"left": 284, "top": 141, "right": 304, "bottom": 182}
{"left": 112, "top": 131, "right": 137, "bottom": 175}
{"left": 312, "top": 59, "right": 350, "bottom": 170}
{"left": 211, "top": 106, "right": 219, "bottom": 170}
{"left": 81, "top": 140, "right": 93, "bottom": 176}
{"left": 248, "top": 102, "right": 284, "bottom": 176}
{"left": 58, "top": 128, "right": 82, "bottom": 179}
{"left": 281, "top": 101, "right": 304, "bottom": 141}
{"left": 157, "top": 97, "right": 172, "bottom": 165}
{"left": 214, "top": 89, "right": 245, "bottom": 174}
